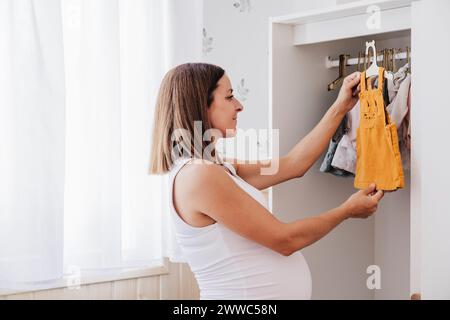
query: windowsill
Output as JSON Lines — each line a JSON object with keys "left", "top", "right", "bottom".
{"left": 0, "top": 258, "right": 170, "bottom": 297}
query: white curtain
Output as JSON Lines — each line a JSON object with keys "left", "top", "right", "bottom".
{"left": 0, "top": 0, "right": 66, "bottom": 290}
{"left": 0, "top": 0, "right": 202, "bottom": 290}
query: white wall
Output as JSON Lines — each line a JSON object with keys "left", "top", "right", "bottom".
{"left": 202, "top": 0, "right": 336, "bottom": 159}
{"left": 166, "top": 0, "right": 204, "bottom": 66}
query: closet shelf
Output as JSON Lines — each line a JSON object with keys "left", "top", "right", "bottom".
{"left": 270, "top": 0, "right": 414, "bottom": 46}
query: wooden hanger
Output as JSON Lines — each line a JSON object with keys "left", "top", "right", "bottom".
{"left": 357, "top": 51, "right": 363, "bottom": 72}
{"left": 364, "top": 40, "right": 393, "bottom": 81}
{"left": 327, "top": 54, "right": 350, "bottom": 91}
{"left": 392, "top": 48, "right": 398, "bottom": 73}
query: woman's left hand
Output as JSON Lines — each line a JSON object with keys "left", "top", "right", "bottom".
{"left": 334, "top": 71, "right": 361, "bottom": 114}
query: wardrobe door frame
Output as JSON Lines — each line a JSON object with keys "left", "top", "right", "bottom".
{"left": 410, "top": 0, "right": 450, "bottom": 300}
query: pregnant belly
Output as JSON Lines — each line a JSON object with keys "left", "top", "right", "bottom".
{"left": 195, "top": 228, "right": 313, "bottom": 300}
{"left": 223, "top": 250, "right": 312, "bottom": 300}
{"left": 274, "top": 251, "right": 312, "bottom": 299}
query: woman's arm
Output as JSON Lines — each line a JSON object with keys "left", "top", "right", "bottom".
{"left": 283, "top": 183, "right": 383, "bottom": 255}
{"left": 177, "top": 161, "right": 383, "bottom": 256}
{"left": 226, "top": 71, "right": 361, "bottom": 190}
{"left": 283, "top": 205, "right": 349, "bottom": 255}
{"left": 284, "top": 71, "right": 361, "bottom": 178}
{"left": 283, "top": 100, "right": 347, "bottom": 178}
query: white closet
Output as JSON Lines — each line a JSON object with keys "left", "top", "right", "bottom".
{"left": 268, "top": 0, "right": 450, "bottom": 299}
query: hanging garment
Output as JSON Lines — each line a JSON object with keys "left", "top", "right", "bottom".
{"left": 354, "top": 67, "right": 404, "bottom": 191}
{"left": 374, "top": 76, "right": 392, "bottom": 106}
{"left": 320, "top": 139, "right": 354, "bottom": 177}
{"left": 405, "top": 82, "right": 411, "bottom": 150}
{"left": 331, "top": 77, "right": 383, "bottom": 174}
{"left": 386, "top": 73, "right": 411, "bottom": 128}
{"left": 332, "top": 65, "right": 410, "bottom": 175}
{"left": 400, "top": 84, "right": 411, "bottom": 170}
{"left": 320, "top": 114, "right": 354, "bottom": 177}
{"left": 390, "top": 63, "right": 410, "bottom": 99}
{"left": 395, "top": 63, "right": 411, "bottom": 168}
{"left": 330, "top": 101, "right": 359, "bottom": 174}
{"left": 387, "top": 73, "right": 411, "bottom": 170}
{"left": 378, "top": 65, "right": 411, "bottom": 169}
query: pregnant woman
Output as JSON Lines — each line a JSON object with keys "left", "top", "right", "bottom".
{"left": 149, "top": 63, "right": 384, "bottom": 299}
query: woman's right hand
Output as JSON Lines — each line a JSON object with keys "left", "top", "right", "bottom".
{"left": 340, "top": 183, "right": 384, "bottom": 219}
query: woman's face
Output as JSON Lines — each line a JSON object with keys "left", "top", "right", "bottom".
{"left": 207, "top": 74, "right": 243, "bottom": 138}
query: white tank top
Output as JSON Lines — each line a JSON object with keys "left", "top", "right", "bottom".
{"left": 169, "top": 157, "right": 312, "bottom": 300}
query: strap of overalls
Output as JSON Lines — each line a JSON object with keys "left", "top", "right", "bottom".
{"left": 360, "top": 71, "right": 367, "bottom": 92}
{"left": 361, "top": 67, "right": 385, "bottom": 91}
{"left": 377, "top": 67, "right": 385, "bottom": 91}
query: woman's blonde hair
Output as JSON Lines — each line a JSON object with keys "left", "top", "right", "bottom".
{"left": 149, "top": 63, "right": 225, "bottom": 174}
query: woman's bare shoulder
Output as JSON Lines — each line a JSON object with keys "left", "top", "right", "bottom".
{"left": 173, "top": 159, "right": 234, "bottom": 226}
{"left": 176, "top": 159, "right": 230, "bottom": 187}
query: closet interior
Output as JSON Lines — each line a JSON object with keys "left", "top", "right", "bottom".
{"left": 269, "top": 3, "right": 414, "bottom": 299}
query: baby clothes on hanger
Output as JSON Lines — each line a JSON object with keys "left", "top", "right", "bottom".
{"left": 386, "top": 74, "right": 411, "bottom": 134}
{"left": 319, "top": 114, "right": 354, "bottom": 177}
{"left": 354, "top": 67, "right": 404, "bottom": 191}
{"left": 378, "top": 63, "right": 411, "bottom": 169}
{"left": 374, "top": 76, "right": 392, "bottom": 106}
{"left": 391, "top": 63, "right": 410, "bottom": 97}
{"left": 332, "top": 64, "right": 411, "bottom": 174}
{"left": 321, "top": 63, "right": 411, "bottom": 179}
{"left": 331, "top": 76, "right": 387, "bottom": 174}
{"left": 405, "top": 83, "right": 411, "bottom": 150}
{"left": 320, "top": 140, "right": 355, "bottom": 177}
{"left": 322, "top": 77, "right": 385, "bottom": 176}
{"left": 330, "top": 101, "right": 359, "bottom": 174}
{"left": 401, "top": 84, "right": 411, "bottom": 170}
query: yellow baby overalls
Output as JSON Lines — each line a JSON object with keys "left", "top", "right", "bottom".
{"left": 354, "top": 67, "right": 404, "bottom": 191}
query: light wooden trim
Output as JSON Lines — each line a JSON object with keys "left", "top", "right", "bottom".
{"left": 1, "top": 259, "right": 199, "bottom": 300}
{"left": 0, "top": 258, "right": 169, "bottom": 297}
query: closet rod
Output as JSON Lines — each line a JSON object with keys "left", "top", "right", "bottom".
{"left": 325, "top": 51, "right": 411, "bottom": 69}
